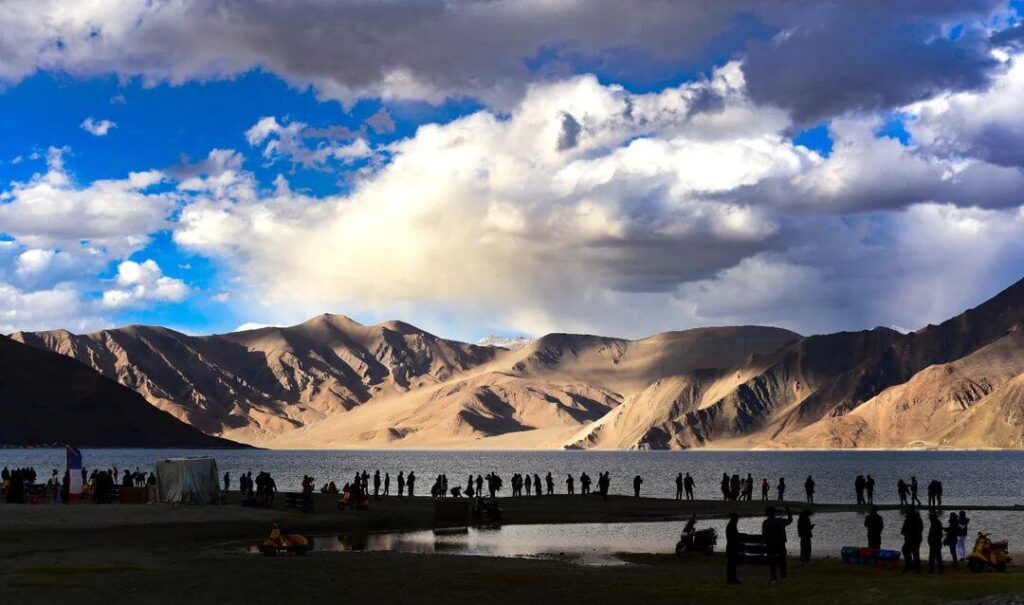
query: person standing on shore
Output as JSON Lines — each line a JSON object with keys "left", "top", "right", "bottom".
{"left": 223, "top": 471, "right": 230, "bottom": 493}
{"left": 397, "top": 471, "right": 405, "bottom": 498}
{"left": 777, "top": 478, "right": 786, "bottom": 502}
{"left": 599, "top": 472, "right": 610, "bottom": 501}
{"left": 761, "top": 479, "right": 769, "bottom": 501}
{"left": 910, "top": 476, "right": 922, "bottom": 506}
{"left": 546, "top": 472, "right": 554, "bottom": 495}
{"left": 927, "top": 511, "right": 945, "bottom": 575}
{"left": 384, "top": 473, "right": 390, "bottom": 496}
{"left": 901, "top": 506, "right": 923, "bottom": 574}
{"left": 762, "top": 506, "right": 793, "bottom": 582}
{"left": 373, "top": 470, "right": 381, "bottom": 499}
{"left": 675, "top": 473, "right": 683, "bottom": 500}
{"left": 897, "top": 479, "right": 909, "bottom": 506}
{"left": 684, "top": 473, "right": 695, "bottom": 500}
{"left": 633, "top": 474, "right": 643, "bottom": 498}
{"left": 533, "top": 474, "right": 542, "bottom": 497}
{"left": 408, "top": 472, "right": 416, "bottom": 497}
{"left": 797, "top": 509, "right": 814, "bottom": 563}
{"left": 957, "top": 510, "right": 970, "bottom": 560}
{"left": 726, "top": 512, "right": 742, "bottom": 585}
{"left": 866, "top": 475, "right": 875, "bottom": 504}
{"left": 855, "top": 475, "right": 866, "bottom": 505}
{"left": 804, "top": 476, "right": 815, "bottom": 504}
{"left": 945, "top": 512, "right": 960, "bottom": 567}
{"left": 566, "top": 474, "right": 575, "bottom": 495}
{"left": 744, "top": 473, "right": 754, "bottom": 502}
{"left": 865, "top": 506, "right": 884, "bottom": 549}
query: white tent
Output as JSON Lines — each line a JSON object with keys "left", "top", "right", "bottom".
{"left": 155, "top": 457, "right": 221, "bottom": 504}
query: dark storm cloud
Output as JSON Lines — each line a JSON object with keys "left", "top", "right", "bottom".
{"left": 991, "top": 24, "right": 1024, "bottom": 49}
{"left": 556, "top": 113, "right": 581, "bottom": 151}
{"left": 5, "top": 0, "right": 1011, "bottom": 119}
{"left": 742, "top": 2, "right": 1004, "bottom": 123}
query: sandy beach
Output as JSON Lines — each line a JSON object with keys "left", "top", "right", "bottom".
{"left": 2, "top": 494, "right": 1024, "bottom": 604}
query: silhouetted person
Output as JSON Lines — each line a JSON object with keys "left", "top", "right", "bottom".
{"left": 725, "top": 512, "right": 742, "bottom": 585}
{"left": 525, "top": 473, "right": 532, "bottom": 496}
{"left": 797, "top": 509, "right": 814, "bottom": 563}
{"left": 927, "top": 511, "right": 944, "bottom": 575}
{"left": 373, "top": 470, "right": 381, "bottom": 498}
{"left": 384, "top": 473, "right": 390, "bottom": 496}
{"left": 684, "top": 473, "right": 695, "bottom": 500}
{"left": 397, "top": 471, "right": 405, "bottom": 497}
{"left": 855, "top": 475, "right": 866, "bottom": 505}
{"left": 533, "top": 474, "right": 542, "bottom": 497}
{"left": 901, "top": 506, "right": 923, "bottom": 574}
{"left": 897, "top": 478, "right": 908, "bottom": 506}
{"left": 936, "top": 480, "right": 943, "bottom": 508}
{"left": 804, "top": 476, "right": 815, "bottom": 504}
{"left": 865, "top": 506, "right": 884, "bottom": 550}
{"left": 223, "top": 472, "right": 230, "bottom": 493}
{"left": 957, "top": 510, "right": 970, "bottom": 560}
{"left": 744, "top": 473, "right": 754, "bottom": 502}
{"left": 407, "top": 472, "right": 416, "bottom": 497}
{"left": 865, "top": 475, "right": 875, "bottom": 504}
{"left": 633, "top": 474, "right": 643, "bottom": 498}
{"left": 721, "top": 473, "right": 730, "bottom": 500}
{"left": 546, "top": 472, "right": 554, "bottom": 495}
{"left": 566, "top": 474, "right": 574, "bottom": 494}
{"left": 762, "top": 506, "right": 793, "bottom": 582}
{"left": 910, "top": 476, "right": 921, "bottom": 506}
{"left": 675, "top": 473, "right": 683, "bottom": 500}
{"left": 777, "top": 477, "right": 786, "bottom": 502}
{"left": 476, "top": 475, "right": 483, "bottom": 497}
{"left": 761, "top": 478, "right": 769, "bottom": 501}
{"left": 945, "top": 512, "right": 959, "bottom": 567}
{"left": 599, "top": 472, "right": 610, "bottom": 501}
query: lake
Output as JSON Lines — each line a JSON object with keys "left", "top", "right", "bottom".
{"left": 3, "top": 448, "right": 1022, "bottom": 505}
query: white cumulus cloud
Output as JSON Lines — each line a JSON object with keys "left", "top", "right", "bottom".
{"left": 80, "top": 117, "right": 116, "bottom": 136}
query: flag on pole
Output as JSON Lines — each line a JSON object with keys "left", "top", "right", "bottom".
{"left": 66, "top": 445, "right": 82, "bottom": 503}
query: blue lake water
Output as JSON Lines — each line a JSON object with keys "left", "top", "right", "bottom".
{"left": 4, "top": 448, "right": 1024, "bottom": 505}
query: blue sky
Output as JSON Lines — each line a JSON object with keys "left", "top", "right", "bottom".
{"left": 1, "top": 1, "right": 1023, "bottom": 341}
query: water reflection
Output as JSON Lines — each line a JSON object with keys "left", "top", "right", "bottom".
{"left": 302, "top": 510, "right": 1024, "bottom": 566}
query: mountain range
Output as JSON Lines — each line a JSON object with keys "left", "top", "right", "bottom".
{"left": 9, "top": 276, "right": 1024, "bottom": 449}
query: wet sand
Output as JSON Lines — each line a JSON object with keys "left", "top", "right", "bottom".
{"left": 2, "top": 493, "right": 1023, "bottom": 604}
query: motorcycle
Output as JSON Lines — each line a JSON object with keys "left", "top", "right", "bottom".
{"left": 260, "top": 526, "right": 310, "bottom": 556}
{"left": 966, "top": 532, "right": 1011, "bottom": 573}
{"left": 675, "top": 528, "right": 717, "bottom": 558}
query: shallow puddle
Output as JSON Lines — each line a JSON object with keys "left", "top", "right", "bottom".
{"left": 247, "top": 510, "right": 1024, "bottom": 566}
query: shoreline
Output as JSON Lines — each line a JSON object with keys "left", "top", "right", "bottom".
{"left": 3, "top": 494, "right": 1024, "bottom": 604}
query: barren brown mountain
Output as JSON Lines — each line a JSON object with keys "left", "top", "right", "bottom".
{"left": 0, "top": 335, "right": 240, "bottom": 448}
{"left": 13, "top": 276, "right": 1024, "bottom": 449}
{"left": 12, "top": 314, "right": 498, "bottom": 443}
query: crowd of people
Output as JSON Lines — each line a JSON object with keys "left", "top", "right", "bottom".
{"left": 1, "top": 465, "right": 157, "bottom": 504}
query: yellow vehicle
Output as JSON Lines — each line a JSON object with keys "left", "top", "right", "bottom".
{"left": 260, "top": 524, "right": 310, "bottom": 556}
{"left": 966, "top": 532, "right": 1011, "bottom": 573}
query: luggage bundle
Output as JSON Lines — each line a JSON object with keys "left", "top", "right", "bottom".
{"left": 840, "top": 546, "right": 900, "bottom": 567}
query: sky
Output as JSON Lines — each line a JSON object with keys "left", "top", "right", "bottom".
{"left": 1, "top": 1, "right": 1024, "bottom": 342}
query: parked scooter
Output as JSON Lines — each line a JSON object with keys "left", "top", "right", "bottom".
{"left": 967, "top": 532, "right": 1011, "bottom": 573}
{"left": 675, "top": 528, "right": 718, "bottom": 557}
